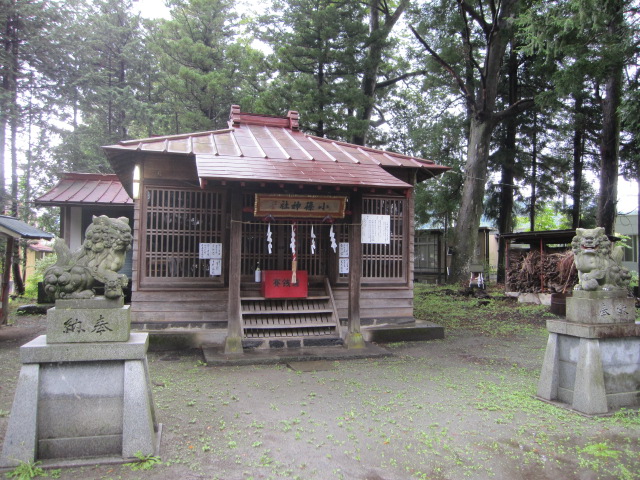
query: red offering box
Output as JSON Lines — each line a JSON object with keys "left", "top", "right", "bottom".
{"left": 261, "top": 270, "right": 308, "bottom": 298}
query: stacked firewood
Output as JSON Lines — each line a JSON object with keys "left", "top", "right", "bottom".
{"left": 506, "top": 250, "right": 577, "bottom": 293}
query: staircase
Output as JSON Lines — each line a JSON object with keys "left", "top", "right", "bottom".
{"left": 241, "top": 279, "right": 340, "bottom": 340}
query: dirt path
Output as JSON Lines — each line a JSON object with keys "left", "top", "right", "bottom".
{"left": 1, "top": 316, "right": 638, "bottom": 480}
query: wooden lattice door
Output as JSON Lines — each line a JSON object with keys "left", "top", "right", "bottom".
{"left": 240, "top": 194, "right": 331, "bottom": 282}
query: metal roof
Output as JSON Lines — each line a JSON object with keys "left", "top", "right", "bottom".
{"left": 0, "top": 215, "right": 54, "bottom": 239}
{"left": 499, "top": 229, "right": 619, "bottom": 244}
{"left": 35, "top": 173, "right": 133, "bottom": 206}
{"left": 103, "top": 106, "right": 449, "bottom": 195}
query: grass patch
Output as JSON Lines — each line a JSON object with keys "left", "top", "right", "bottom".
{"left": 414, "top": 284, "right": 551, "bottom": 336}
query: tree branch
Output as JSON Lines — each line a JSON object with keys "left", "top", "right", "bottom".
{"left": 409, "top": 25, "right": 475, "bottom": 111}
{"left": 375, "top": 70, "right": 426, "bottom": 89}
{"left": 492, "top": 98, "right": 535, "bottom": 125}
{"left": 459, "top": 2, "right": 485, "bottom": 87}
{"left": 457, "top": 0, "right": 491, "bottom": 37}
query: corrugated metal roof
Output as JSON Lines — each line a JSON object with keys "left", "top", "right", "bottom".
{"left": 194, "top": 155, "right": 411, "bottom": 188}
{"left": 35, "top": 173, "right": 133, "bottom": 206}
{"left": 0, "top": 215, "right": 54, "bottom": 239}
{"left": 103, "top": 106, "right": 449, "bottom": 194}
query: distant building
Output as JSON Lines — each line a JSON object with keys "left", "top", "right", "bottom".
{"left": 615, "top": 211, "right": 638, "bottom": 274}
{"left": 24, "top": 240, "right": 53, "bottom": 283}
{"left": 414, "top": 227, "right": 498, "bottom": 283}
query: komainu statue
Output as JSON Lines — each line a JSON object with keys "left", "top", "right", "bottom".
{"left": 572, "top": 227, "right": 631, "bottom": 292}
{"left": 44, "top": 216, "right": 133, "bottom": 299}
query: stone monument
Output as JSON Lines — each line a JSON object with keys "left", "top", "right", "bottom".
{"left": 537, "top": 227, "right": 640, "bottom": 415}
{"left": 1, "top": 216, "right": 159, "bottom": 468}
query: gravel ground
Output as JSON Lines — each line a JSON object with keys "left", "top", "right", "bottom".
{"left": 1, "top": 313, "right": 639, "bottom": 480}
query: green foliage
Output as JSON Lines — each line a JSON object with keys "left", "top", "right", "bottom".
{"left": 514, "top": 203, "right": 572, "bottom": 231}
{"left": 124, "top": 451, "right": 162, "bottom": 471}
{"left": 23, "top": 253, "right": 57, "bottom": 300}
{"left": 5, "top": 461, "right": 46, "bottom": 480}
{"left": 413, "top": 284, "right": 551, "bottom": 337}
{"left": 257, "top": 0, "right": 368, "bottom": 140}
{"left": 148, "top": 0, "right": 268, "bottom": 133}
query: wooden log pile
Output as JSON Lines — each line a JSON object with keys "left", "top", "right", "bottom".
{"left": 506, "top": 250, "right": 577, "bottom": 293}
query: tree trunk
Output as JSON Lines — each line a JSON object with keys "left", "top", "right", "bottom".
{"left": 571, "top": 94, "right": 584, "bottom": 229}
{"left": 529, "top": 112, "right": 538, "bottom": 231}
{"left": 11, "top": 240, "right": 23, "bottom": 295}
{"left": 352, "top": 0, "right": 408, "bottom": 146}
{"left": 596, "top": 0, "right": 623, "bottom": 235}
{"left": 497, "top": 43, "right": 518, "bottom": 283}
{"left": 449, "top": 118, "right": 494, "bottom": 282}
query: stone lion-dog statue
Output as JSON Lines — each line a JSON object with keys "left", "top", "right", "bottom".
{"left": 572, "top": 227, "right": 631, "bottom": 291}
{"left": 44, "top": 216, "right": 133, "bottom": 299}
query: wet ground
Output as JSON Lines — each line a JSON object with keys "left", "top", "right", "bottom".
{"left": 1, "top": 314, "right": 638, "bottom": 480}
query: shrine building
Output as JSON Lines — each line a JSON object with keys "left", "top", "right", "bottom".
{"left": 97, "top": 105, "right": 448, "bottom": 352}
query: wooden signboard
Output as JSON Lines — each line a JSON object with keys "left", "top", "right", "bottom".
{"left": 254, "top": 194, "right": 347, "bottom": 219}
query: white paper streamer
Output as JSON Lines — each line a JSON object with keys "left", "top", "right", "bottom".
{"left": 267, "top": 223, "right": 273, "bottom": 254}
{"left": 310, "top": 226, "right": 316, "bottom": 255}
{"left": 290, "top": 224, "right": 296, "bottom": 254}
{"left": 330, "top": 225, "right": 337, "bottom": 253}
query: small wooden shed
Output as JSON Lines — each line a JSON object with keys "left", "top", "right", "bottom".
{"left": 102, "top": 106, "right": 448, "bottom": 351}
{"left": 0, "top": 215, "right": 53, "bottom": 324}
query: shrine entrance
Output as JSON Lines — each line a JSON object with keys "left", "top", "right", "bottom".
{"left": 239, "top": 193, "right": 348, "bottom": 286}
{"left": 235, "top": 193, "right": 346, "bottom": 341}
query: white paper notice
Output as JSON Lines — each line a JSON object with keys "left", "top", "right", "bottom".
{"left": 211, "top": 243, "right": 222, "bottom": 259}
{"left": 361, "top": 214, "right": 390, "bottom": 244}
{"left": 199, "top": 243, "right": 222, "bottom": 259}
{"left": 339, "top": 258, "right": 350, "bottom": 274}
{"left": 210, "top": 259, "right": 222, "bottom": 276}
{"left": 339, "top": 242, "right": 349, "bottom": 258}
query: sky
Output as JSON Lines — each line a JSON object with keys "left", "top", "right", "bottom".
{"left": 132, "top": 0, "right": 171, "bottom": 19}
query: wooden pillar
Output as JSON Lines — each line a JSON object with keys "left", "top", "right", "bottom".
{"left": 346, "top": 191, "right": 365, "bottom": 349}
{"left": 1, "top": 236, "right": 15, "bottom": 325}
{"left": 225, "top": 192, "right": 243, "bottom": 354}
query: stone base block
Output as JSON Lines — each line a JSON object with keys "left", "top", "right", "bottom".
{"left": 47, "top": 305, "right": 131, "bottom": 343}
{"left": 546, "top": 319, "right": 640, "bottom": 339}
{"left": 566, "top": 292, "right": 635, "bottom": 325}
{"left": 1, "top": 333, "right": 158, "bottom": 468}
{"left": 537, "top": 331, "right": 640, "bottom": 415}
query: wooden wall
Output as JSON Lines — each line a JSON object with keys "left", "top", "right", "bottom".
{"left": 130, "top": 285, "right": 413, "bottom": 328}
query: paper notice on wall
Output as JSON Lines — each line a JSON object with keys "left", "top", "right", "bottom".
{"left": 361, "top": 214, "right": 390, "bottom": 244}
{"left": 339, "top": 258, "right": 350, "bottom": 274}
{"left": 339, "top": 242, "right": 349, "bottom": 258}
{"left": 210, "top": 259, "right": 222, "bottom": 276}
{"left": 199, "top": 243, "right": 222, "bottom": 259}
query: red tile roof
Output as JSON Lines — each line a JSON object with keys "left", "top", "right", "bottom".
{"left": 103, "top": 106, "right": 449, "bottom": 193}
{"left": 35, "top": 173, "right": 132, "bottom": 206}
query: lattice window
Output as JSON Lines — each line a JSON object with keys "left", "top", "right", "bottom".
{"left": 415, "top": 232, "right": 440, "bottom": 273}
{"left": 362, "top": 196, "right": 406, "bottom": 282}
{"left": 142, "top": 187, "right": 223, "bottom": 283}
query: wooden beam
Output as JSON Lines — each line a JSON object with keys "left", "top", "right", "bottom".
{"left": 225, "top": 191, "right": 243, "bottom": 354}
{"left": 346, "top": 191, "right": 365, "bottom": 349}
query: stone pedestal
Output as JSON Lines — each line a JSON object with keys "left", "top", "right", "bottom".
{"left": 0, "top": 333, "right": 159, "bottom": 467}
{"left": 537, "top": 290, "right": 640, "bottom": 415}
{"left": 46, "top": 297, "right": 130, "bottom": 343}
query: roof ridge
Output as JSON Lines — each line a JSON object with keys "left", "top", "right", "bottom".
{"left": 115, "top": 129, "right": 233, "bottom": 146}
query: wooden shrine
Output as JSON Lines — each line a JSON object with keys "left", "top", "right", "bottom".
{"left": 102, "top": 106, "right": 448, "bottom": 352}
